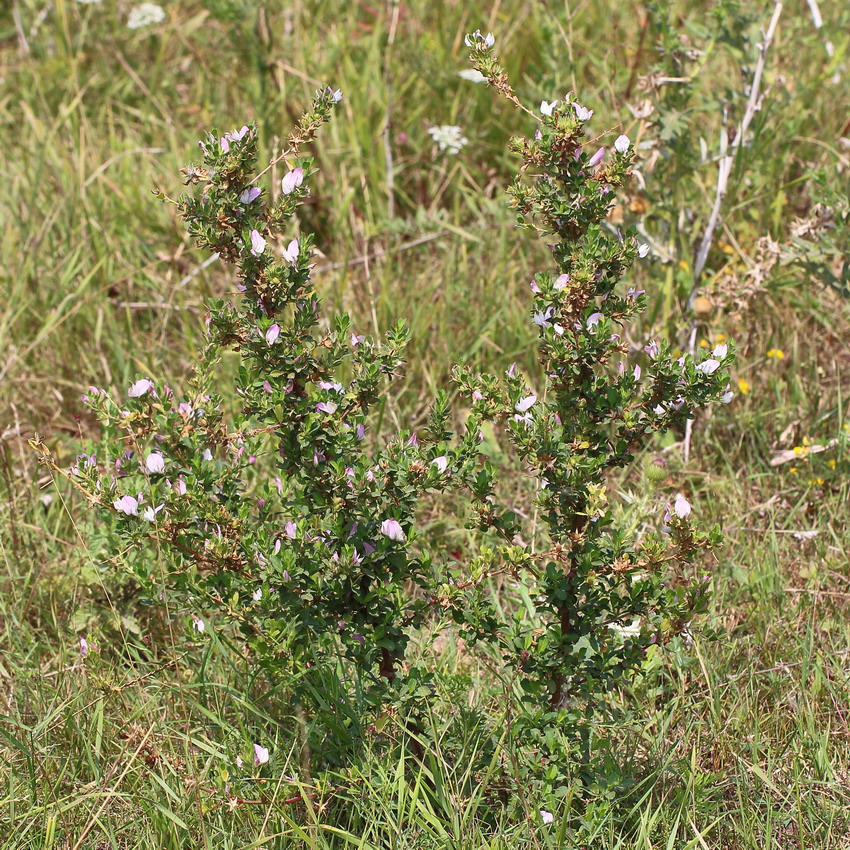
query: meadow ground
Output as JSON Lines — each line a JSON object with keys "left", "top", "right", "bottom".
{"left": 2, "top": 1, "right": 850, "bottom": 847}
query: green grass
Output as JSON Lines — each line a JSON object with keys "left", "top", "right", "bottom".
{"left": 2, "top": 0, "right": 850, "bottom": 846}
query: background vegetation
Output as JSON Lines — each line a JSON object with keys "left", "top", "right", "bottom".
{"left": 1, "top": 0, "right": 850, "bottom": 846}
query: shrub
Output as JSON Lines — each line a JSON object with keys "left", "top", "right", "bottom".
{"left": 33, "top": 34, "right": 733, "bottom": 781}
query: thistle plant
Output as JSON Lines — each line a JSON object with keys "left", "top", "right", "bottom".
{"left": 33, "top": 86, "right": 483, "bottom": 729}
{"left": 452, "top": 32, "right": 733, "bottom": 761}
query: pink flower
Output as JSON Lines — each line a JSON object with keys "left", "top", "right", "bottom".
{"left": 316, "top": 401, "right": 338, "bottom": 415}
{"left": 284, "top": 521, "right": 297, "bottom": 539}
{"left": 192, "top": 618, "right": 205, "bottom": 633}
{"left": 644, "top": 341, "right": 659, "bottom": 359}
{"left": 128, "top": 379, "right": 153, "bottom": 398}
{"left": 534, "top": 307, "right": 553, "bottom": 327}
{"left": 113, "top": 495, "right": 139, "bottom": 516}
{"left": 515, "top": 394, "right": 536, "bottom": 413}
{"left": 174, "top": 477, "right": 187, "bottom": 495}
{"left": 588, "top": 147, "right": 605, "bottom": 167}
{"left": 253, "top": 743, "right": 269, "bottom": 766}
{"left": 80, "top": 637, "right": 89, "bottom": 657}
{"left": 633, "top": 364, "right": 642, "bottom": 381}
{"left": 674, "top": 495, "right": 691, "bottom": 518}
{"left": 240, "top": 186, "right": 261, "bottom": 204}
{"left": 554, "top": 273, "right": 570, "bottom": 290}
{"left": 226, "top": 126, "right": 250, "bottom": 143}
{"left": 145, "top": 452, "right": 165, "bottom": 473}
{"left": 431, "top": 456, "right": 448, "bottom": 474}
{"left": 586, "top": 312, "right": 603, "bottom": 331}
{"left": 265, "top": 324, "right": 281, "bottom": 345}
{"left": 712, "top": 343, "right": 728, "bottom": 359}
{"left": 380, "top": 519, "right": 405, "bottom": 542}
{"left": 540, "top": 100, "right": 557, "bottom": 116}
{"left": 540, "top": 810, "right": 554, "bottom": 825}
{"left": 572, "top": 101, "right": 593, "bottom": 121}
{"left": 696, "top": 359, "right": 720, "bottom": 375}
{"left": 250, "top": 229, "right": 266, "bottom": 256}
{"left": 282, "top": 239, "right": 299, "bottom": 264}
{"left": 281, "top": 167, "right": 304, "bottom": 195}
{"left": 614, "top": 134, "right": 631, "bottom": 153}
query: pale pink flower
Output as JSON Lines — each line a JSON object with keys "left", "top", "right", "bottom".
{"left": 588, "top": 147, "right": 605, "bottom": 167}
{"left": 145, "top": 452, "right": 165, "bottom": 474}
{"left": 282, "top": 239, "right": 299, "bottom": 263}
{"left": 128, "top": 379, "right": 153, "bottom": 398}
{"left": 113, "top": 495, "right": 139, "bottom": 516}
{"left": 265, "top": 324, "right": 281, "bottom": 345}
{"left": 515, "top": 394, "right": 536, "bottom": 413}
{"left": 253, "top": 743, "right": 269, "bottom": 765}
{"left": 80, "top": 637, "right": 89, "bottom": 657}
{"left": 380, "top": 519, "right": 405, "bottom": 542}
{"left": 696, "top": 359, "right": 720, "bottom": 375}
{"left": 240, "top": 187, "right": 261, "bottom": 204}
{"left": 540, "top": 100, "right": 557, "bottom": 116}
{"left": 614, "top": 134, "right": 631, "bottom": 153}
{"left": 431, "top": 456, "right": 448, "bottom": 474}
{"left": 674, "top": 495, "right": 691, "bottom": 518}
{"left": 281, "top": 167, "right": 304, "bottom": 195}
{"left": 250, "top": 229, "right": 266, "bottom": 256}
{"left": 572, "top": 102, "right": 593, "bottom": 121}
{"left": 586, "top": 312, "right": 603, "bottom": 331}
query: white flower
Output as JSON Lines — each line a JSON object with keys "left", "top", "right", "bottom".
{"left": 252, "top": 587, "right": 263, "bottom": 602}
{"left": 614, "top": 134, "right": 631, "bottom": 153}
{"left": 637, "top": 243, "right": 650, "bottom": 258}
{"left": 712, "top": 343, "right": 728, "bottom": 359}
{"left": 202, "top": 448, "right": 213, "bottom": 461}
{"left": 142, "top": 504, "right": 164, "bottom": 522}
{"left": 540, "top": 810, "right": 554, "bottom": 825}
{"left": 540, "top": 100, "right": 557, "bottom": 116}
{"left": 193, "top": 618, "right": 205, "bottom": 633}
{"left": 721, "top": 390, "right": 734, "bottom": 403}
{"left": 458, "top": 69, "right": 487, "bottom": 83}
{"left": 127, "top": 3, "right": 165, "bottom": 29}
{"left": 515, "top": 394, "right": 536, "bottom": 413}
{"left": 427, "top": 125, "right": 468, "bottom": 155}
{"left": 253, "top": 743, "right": 269, "bottom": 765}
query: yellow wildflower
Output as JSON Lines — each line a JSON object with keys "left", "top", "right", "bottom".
{"left": 737, "top": 378, "right": 751, "bottom": 395}
{"left": 766, "top": 348, "right": 785, "bottom": 360}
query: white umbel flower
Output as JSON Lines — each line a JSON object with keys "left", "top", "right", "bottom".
{"left": 427, "top": 125, "right": 468, "bottom": 155}
{"left": 127, "top": 3, "right": 165, "bottom": 29}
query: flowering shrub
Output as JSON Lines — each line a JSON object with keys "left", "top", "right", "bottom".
{"left": 443, "top": 31, "right": 733, "bottom": 773}
{"left": 33, "top": 86, "right": 484, "bottom": 736}
{"left": 33, "top": 34, "right": 734, "bottom": 782}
